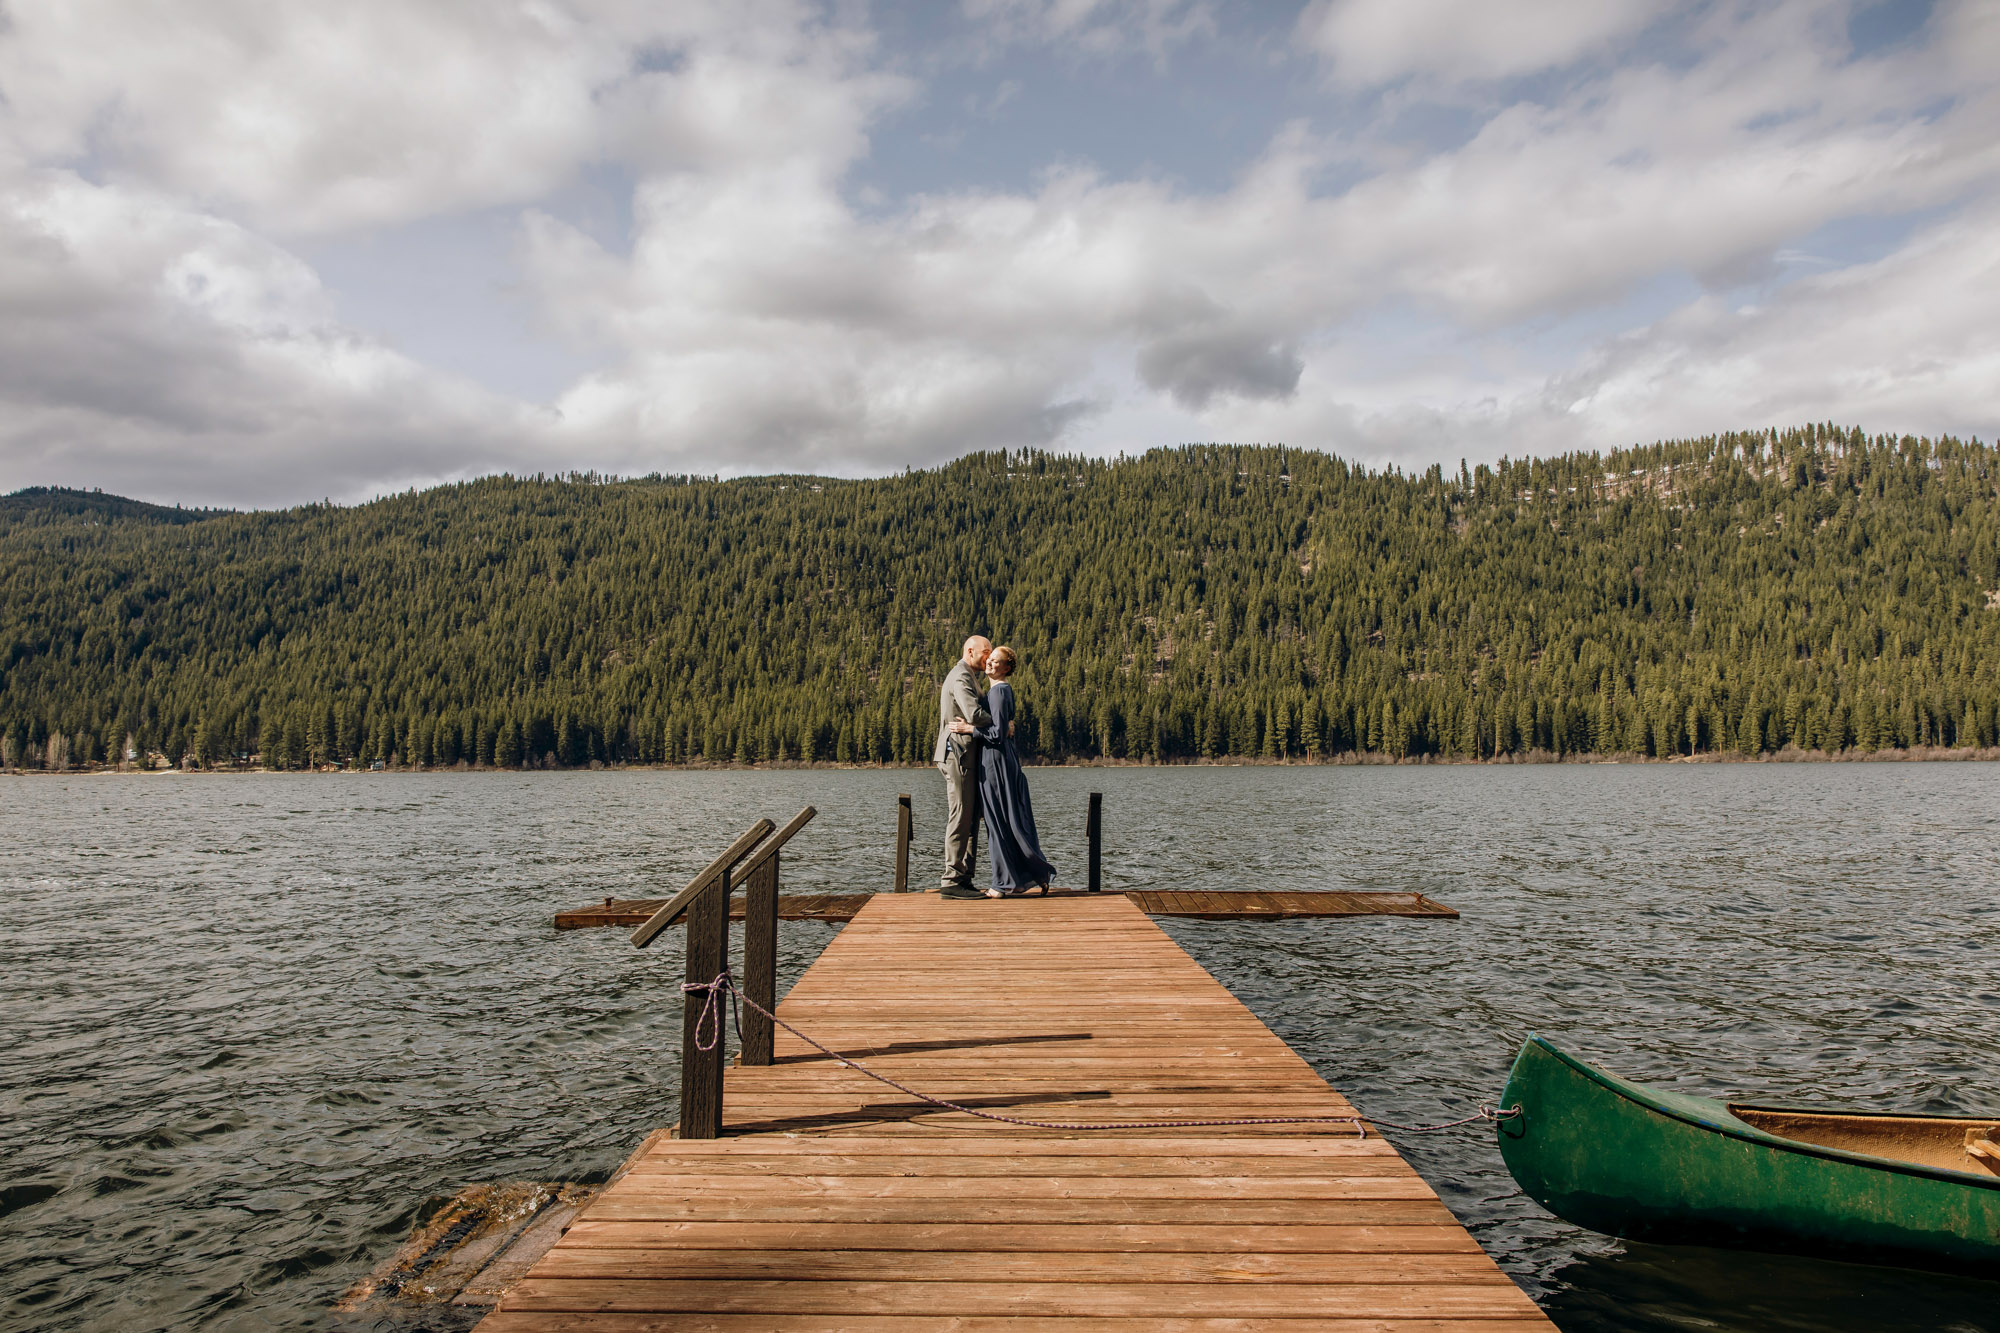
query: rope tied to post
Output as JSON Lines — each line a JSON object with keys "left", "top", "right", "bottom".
{"left": 680, "top": 970, "right": 739, "bottom": 1054}
{"left": 681, "top": 969, "right": 1521, "bottom": 1136}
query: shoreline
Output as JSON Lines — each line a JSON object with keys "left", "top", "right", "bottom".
{"left": 9, "top": 743, "right": 1999, "bottom": 776}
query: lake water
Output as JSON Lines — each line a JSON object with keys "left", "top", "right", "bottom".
{"left": 3, "top": 763, "right": 1997, "bottom": 1332}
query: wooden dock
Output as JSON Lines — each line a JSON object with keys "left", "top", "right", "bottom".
{"left": 555, "top": 888, "right": 1458, "bottom": 929}
{"left": 481, "top": 891, "right": 1551, "bottom": 1330}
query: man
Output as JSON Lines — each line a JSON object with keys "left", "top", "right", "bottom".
{"left": 934, "top": 634, "right": 992, "bottom": 897}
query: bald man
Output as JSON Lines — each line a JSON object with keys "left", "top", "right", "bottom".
{"left": 935, "top": 635, "right": 993, "bottom": 895}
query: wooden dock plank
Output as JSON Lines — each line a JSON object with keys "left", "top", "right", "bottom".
{"left": 482, "top": 1316, "right": 1558, "bottom": 1332}
{"left": 617, "top": 1154, "right": 1413, "bottom": 1176}
{"left": 580, "top": 1199, "right": 1469, "bottom": 1226}
{"left": 563, "top": 1222, "right": 1488, "bottom": 1253}
{"left": 605, "top": 1177, "right": 1442, "bottom": 1201}
{"left": 599, "top": 1137, "right": 1400, "bottom": 1157}
{"left": 496, "top": 1278, "right": 1538, "bottom": 1317}
{"left": 528, "top": 1248, "right": 1515, "bottom": 1282}
{"left": 482, "top": 893, "right": 1547, "bottom": 1329}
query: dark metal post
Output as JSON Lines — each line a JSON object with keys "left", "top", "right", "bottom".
{"left": 740, "top": 852, "right": 779, "bottom": 1066}
{"left": 894, "top": 794, "right": 912, "bottom": 892}
{"left": 1087, "top": 791, "right": 1102, "bottom": 892}
{"left": 679, "top": 866, "right": 730, "bottom": 1139}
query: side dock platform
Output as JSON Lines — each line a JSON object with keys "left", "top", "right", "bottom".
{"left": 479, "top": 892, "right": 1552, "bottom": 1331}
{"left": 554, "top": 888, "right": 1459, "bottom": 928}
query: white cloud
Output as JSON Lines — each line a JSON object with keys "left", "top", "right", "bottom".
{"left": 1183, "top": 189, "right": 2000, "bottom": 473}
{"left": 518, "top": 0, "right": 1995, "bottom": 476}
{"left": 1551, "top": 195, "right": 2000, "bottom": 446}
{"left": 0, "top": 0, "right": 892, "bottom": 234}
{"left": 1317, "top": 4, "right": 1999, "bottom": 323}
{"left": 959, "top": 0, "right": 1216, "bottom": 64}
{"left": 1296, "top": 0, "right": 1667, "bottom": 86}
{"left": 0, "top": 0, "right": 914, "bottom": 499}
{"left": 600, "top": 12, "right": 910, "bottom": 180}
{"left": 0, "top": 169, "right": 544, "bottom": 505}
{"left": 2, "top": 1, "right": 601, "bottom": 233}
{"left": 0, "top": 0, "right": 1996, "bottom": 505}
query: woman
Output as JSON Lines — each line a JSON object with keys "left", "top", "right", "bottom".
{"left": 965, "top": 645, "right": 1056, "bottom": 897}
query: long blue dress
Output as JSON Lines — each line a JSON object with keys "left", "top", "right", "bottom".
{"left": 974, "top": 680, "right": 1056, "bottom": 893}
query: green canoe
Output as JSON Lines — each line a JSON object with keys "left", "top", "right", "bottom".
{"left": 1497, "top": 1035, "right": 2000, "bottom": 1273}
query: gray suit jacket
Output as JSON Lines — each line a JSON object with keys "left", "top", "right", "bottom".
{"left": 934, "top": 660, "right": 992, "bottom": 772}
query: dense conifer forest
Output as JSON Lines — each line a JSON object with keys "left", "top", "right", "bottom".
{"left": 3, "top": 424, "right": 1998, "bottom": 772}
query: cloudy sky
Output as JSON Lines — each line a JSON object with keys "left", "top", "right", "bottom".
{"left": 0, "top": 0, "right": 1993, "bottom": 507}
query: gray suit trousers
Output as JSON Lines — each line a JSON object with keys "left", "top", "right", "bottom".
{"left": 941, "top": 746, "right": 979, "bottom": 888}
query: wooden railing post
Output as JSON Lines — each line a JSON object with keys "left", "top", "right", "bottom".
{"left": 631, "top": 811, "right": 815, "bottom": 1131}
{"left": 680, "top": 863, "right": 730, "bottom": 1139}
{"left": 894, "top": 794, "right": 912, "bottom": 892}
{"left": 1087, "top": 791, "right": 1102, "bottom": 892}
{"left": 631, "top": 818, "right": 774, "bottom": 1141}
{"left": 740, "top": 852, "right": 779, "bottom": 1067}
{"left": 736, "top": 806, "right": 816, "bottom": 1069}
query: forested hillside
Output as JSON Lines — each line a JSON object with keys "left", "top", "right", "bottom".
{"left": 4, "top": 425, "right": 1998, "bottom": 771}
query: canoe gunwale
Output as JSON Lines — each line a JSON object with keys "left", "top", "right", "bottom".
{"left": 1528, "top": 1035, "right": 2000, "bottom": 1193}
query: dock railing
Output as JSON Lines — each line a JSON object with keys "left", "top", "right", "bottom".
{"left": 1087, "top": 790, "right": 1101, "bottom": 891}
{"left": 629, "top": 806, "right": 816, "bottom": 1139}
{"left": 894, "top": 793, "right": 912, "bottom": 892}
{"left": 896, "top": 788, "right": 1102, "bottom": 893}
{"left": 732, "top": 806, "right": 819, "bottom": 1067}
{"left": 625, "top": 792, "right": 1105, "bottom": 1138}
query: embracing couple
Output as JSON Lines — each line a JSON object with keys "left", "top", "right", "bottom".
{"left": 933, "top": 635, "right": 1057, "bottom": 900}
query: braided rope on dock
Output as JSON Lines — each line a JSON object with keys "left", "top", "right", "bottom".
{"left": 683, "top": 970, "right": 1519, "bottom": 1136}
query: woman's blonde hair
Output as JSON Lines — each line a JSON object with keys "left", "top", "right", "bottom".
{"left": 987, "top": 645, "right": 1017, "bottom": 677}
